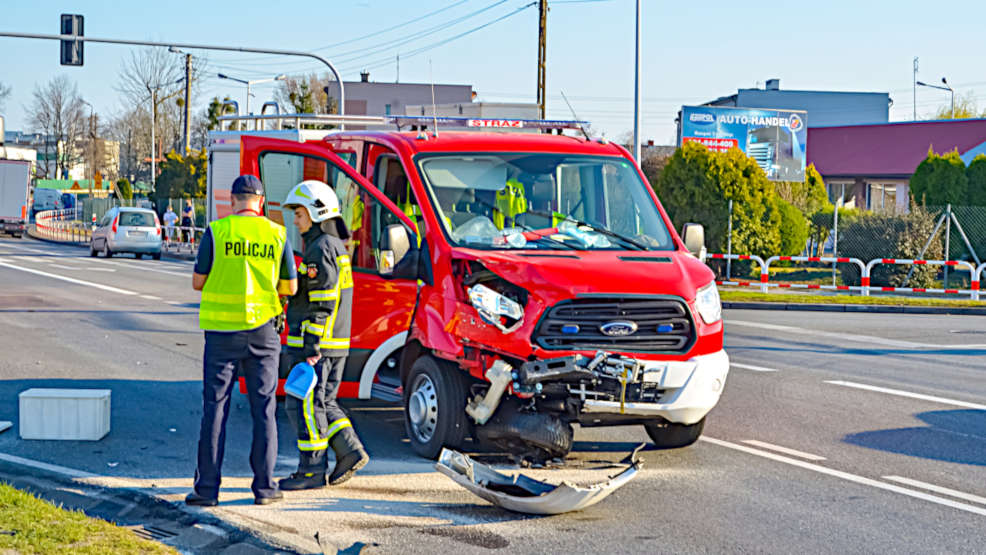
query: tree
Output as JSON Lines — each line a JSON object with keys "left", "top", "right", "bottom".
{"left": 0, "top": 81, "right": 10, "bottom": 111}
{"left": 966, "top": 155, "right": 986, "bottom": 206}
{"left": 190, "top": 96, "right": 237, "bottom": 149}
{"left": 153, "top": 148, "right": 207, "bottom": 205}
{"left": 115, "top": 48, "right": 206, "bottom": 176}
{"left": 275, "top": 73, "right": 339, "bottom": 126}
{"left": 27, "top": 75, "right": 87, "bottom": 179}
{"left": 932, "top": 91, "right": 981, "bottom": 119}
{"left": 909, "top": 148, "right": 968, "bottom": 206}
{"left": 776, "top": 199, "right": 810, "bottom": 256}
{"left": 116, "top": 178, "right": 133, "bottom": 200}
{"left": 774, "top": 164, "right": 830, "bottom": 217}
{"left": 655, "top": 142, "right": 781, "bottom": 257}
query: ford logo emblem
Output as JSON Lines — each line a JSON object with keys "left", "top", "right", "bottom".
{"left": 600, "top": 320, "right": 638, "bottom": 337}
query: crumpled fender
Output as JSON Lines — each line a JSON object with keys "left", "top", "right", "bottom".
{"left": 435, "top": 447, "right": 642, "bottom": 515}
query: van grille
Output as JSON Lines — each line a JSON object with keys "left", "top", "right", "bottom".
{"left": 533, "top": 297, "right": 694, "bottom": 353}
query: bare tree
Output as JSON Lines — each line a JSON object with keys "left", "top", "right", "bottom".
{"left": 0, "top": 81, "right": 11, "bottom": 111}
{"left": 27, "top": 75, "right": 87, "bottom": 179}
{"left": 114, "top": 48, "right": 207, "bottom": 182}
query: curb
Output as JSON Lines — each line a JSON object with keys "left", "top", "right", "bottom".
{"left": 723, "top": 301, "right": 986, "bottom": 316}
{"left": 0, "top": 455, "right": 298, "bottom": 554}
{"left": 26, "top": 226, "right": 196, "bottom": 261}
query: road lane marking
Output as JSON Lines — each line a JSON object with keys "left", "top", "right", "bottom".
{"left": 96, "top": 259, "right": 188, "bottom": 277}
{"left": 824, "top": 380, "right": 986, "bottom": 410}
{"left": 883, "top": 476, "right": 986, "bottom": 506}
{"left": 0, "top": 257, "right": 137, "bottom": 295}
{"left": 47, "top": 264, "right": 81, "bottom": 270}
{"left": 731, "top": 362, "right": 779, "bottom": 372}
{"left": 701, "top": 436, "right": 986, "bottom": 517}
{"left": 139, "top": 295, "right": 162, "bottom": 301}
{"left": 83, "top": 267, "right": 116, "bottom": 272}
{"left": 741, "top": 440, "right": 826, "bottom": 461}
{"left": 728, "top": 319, "right": 986, "bottom": 350}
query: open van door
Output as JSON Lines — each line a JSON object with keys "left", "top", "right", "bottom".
{"left": 240, "top": 136, "right": 422, "bottom": 401}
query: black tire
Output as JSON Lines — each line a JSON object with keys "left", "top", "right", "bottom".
{"left": 104, "top": 244, "right": 113, "bottom": 258}
{"left": 152, "top": 252, "right": 162, "bottom": 260}
{"left": 477, "top": 411, "right": 573, "bottom": 460}
{"left": 644, "top": 417, "right": 705, "bottom": 449}
{"left": 403, "top": 355, "right": 471, "bottom": 459}
{"left": 89, "top": 242, "right": 97, "bottom": 257}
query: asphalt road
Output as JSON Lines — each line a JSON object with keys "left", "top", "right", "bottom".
{"left": 0, "top": 235, "right": 984, "bottom": 554}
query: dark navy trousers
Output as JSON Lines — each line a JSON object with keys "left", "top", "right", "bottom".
{"left": 194, "top": 320, "right": 280, "bottom": 499}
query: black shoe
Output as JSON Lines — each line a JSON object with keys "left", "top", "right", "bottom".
{"left": 185, "top": 492, "right": 218, "bottom": 507}
{"left": 254, "top": 490, "right": 284, "bottom": 505}
{"left": 329, "top": 449, "right": 369, "bottom": 486}
{"left": 278, "top": 471, "right": 327, "bottom": 491}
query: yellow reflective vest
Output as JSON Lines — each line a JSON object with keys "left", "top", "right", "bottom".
{"left": 199, "top": 215, "right": 287, "bottom": 332}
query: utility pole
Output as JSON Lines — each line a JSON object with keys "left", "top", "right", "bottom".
{"left": 183, "top": 52, "right": 191, "bottom": 153}
{"left": 537, "top": 0, "right": 548, "bottom": 119}
{"left": 151, "top": 88, "right": 157, "bottom": 192}
{"left": 396, "top": 54, "right": 400, "bottom": 84}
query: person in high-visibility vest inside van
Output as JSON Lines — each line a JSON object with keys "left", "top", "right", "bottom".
{"left": 280, "top": 180, "right": 369, "bottom": 490}
{"left": 188, "top": 174, "right": 298, "bottom": 507}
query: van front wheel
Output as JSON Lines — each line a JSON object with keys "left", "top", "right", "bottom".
{"left": 643, "top": 417, "right": 705, "bottom": 449}
{"left": 403, "top": 355, "right": 470, "bottom": 459}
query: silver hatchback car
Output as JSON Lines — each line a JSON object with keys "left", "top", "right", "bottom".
{"left": 90, "top": 207, "right": 163, "bottom": 259}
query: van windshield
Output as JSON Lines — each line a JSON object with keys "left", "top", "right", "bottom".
{"left": 416, "top": 153, "right": 674, "bottom": 251}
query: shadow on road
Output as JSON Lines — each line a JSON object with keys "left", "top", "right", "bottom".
{"left": 843, "top": 409, "right": 986, "bottom": 466}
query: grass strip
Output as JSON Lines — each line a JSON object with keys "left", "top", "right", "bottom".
{"left": 0, "top": 482, "right": 175, "bottom": 554}
{"left": 720, "top": 289, "right": 983, "bottom": 308}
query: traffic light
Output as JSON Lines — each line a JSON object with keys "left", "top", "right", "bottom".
{"left": 60, "top": 14, "right": 84, "bottom": 66}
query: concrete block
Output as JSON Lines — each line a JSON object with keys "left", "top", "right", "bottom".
{"left": 18, "top": 388, "right": 111, "bottom": 440}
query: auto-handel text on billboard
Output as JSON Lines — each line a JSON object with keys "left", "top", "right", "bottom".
{"left": 680, "top": 106, "right": 807, "bottom": 181}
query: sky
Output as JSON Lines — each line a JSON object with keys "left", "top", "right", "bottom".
{"left": 2, "top": 0, "right": 986, "bottom": 145}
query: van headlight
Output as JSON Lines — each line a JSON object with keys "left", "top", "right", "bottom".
{"left": 469, "top": 283, "right": 524, "bottom": 333}
{"left": 695, "top": 282, "right": 722, "bottom": 324}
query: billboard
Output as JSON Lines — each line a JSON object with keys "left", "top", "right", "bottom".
{"left": 680, "top": 106, "right": 807, "bottom": 181}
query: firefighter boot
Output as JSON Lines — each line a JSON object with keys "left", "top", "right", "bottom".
{"left": 329, "top": 427, "right": 369, "bottom": 486}
{"left": 279, "top": 452, "right": 328, "bottom": 491}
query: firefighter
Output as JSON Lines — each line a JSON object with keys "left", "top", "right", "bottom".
{"left": 279, "top": 180, "right": 369, "bottom": 490}
{"left": 187, "top": 175, "right": 298, "bottom": 507}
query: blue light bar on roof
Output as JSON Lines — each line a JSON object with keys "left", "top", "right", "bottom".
{"left": 389, "top": 115, "right": 589, "bottom": 131}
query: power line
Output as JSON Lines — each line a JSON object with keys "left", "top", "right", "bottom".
{"left": 212, "top": 0, "right": 512, "bottom": 72}
{"left": 337, "top": 2, "right": 537, "bottom": 75}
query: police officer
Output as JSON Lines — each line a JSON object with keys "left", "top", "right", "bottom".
{"left": 186, "top": 175, "right": 298, "bottom": 507}
{"left": 279, "top": 180, "right": 369, "bottom": 490}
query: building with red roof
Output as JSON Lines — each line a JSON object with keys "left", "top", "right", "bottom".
{"left": 807, "top": 119, "right": 986, "bottom": 212}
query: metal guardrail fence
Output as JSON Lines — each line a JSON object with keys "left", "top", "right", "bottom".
{"left": 710, "top": 252, "right": 983, "bottom": 300}
{"left": 34, "top": 208, "right": 204, "bottom": 256}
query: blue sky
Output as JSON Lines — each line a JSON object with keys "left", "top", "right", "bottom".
{"left": 2, "top": 0, "right": 985, "bottom": 144}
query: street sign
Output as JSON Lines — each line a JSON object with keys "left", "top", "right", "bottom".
{"left": 60, "top": 14, "right": 84, "bottom": 66}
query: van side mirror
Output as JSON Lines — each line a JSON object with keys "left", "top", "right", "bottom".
{"left": 378, "top": 224, "right": 414, "bottom": 277}
{"left": 681, "top": 223, "right": 707, "bottom": 262}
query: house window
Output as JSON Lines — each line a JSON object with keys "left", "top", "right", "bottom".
{"left": 827, "top": 183, "right": 849, "bottom": 204}
{"left": 867, "top": 184, "right": 897, "bottom": 213}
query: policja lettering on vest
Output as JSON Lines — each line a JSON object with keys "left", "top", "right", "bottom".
{"left": 224, "top": 239, "right": 278, "bottom": 260}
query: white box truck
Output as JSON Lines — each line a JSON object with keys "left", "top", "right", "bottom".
{"left": 0, "top": 159, "right": 30, "bottom": 238}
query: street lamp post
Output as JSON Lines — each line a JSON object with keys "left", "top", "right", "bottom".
{"left": 917, "top": 78, "right": 955, "bottom": 118}
{"left": 217, "top": 73, "right": 286, "bottom": 116}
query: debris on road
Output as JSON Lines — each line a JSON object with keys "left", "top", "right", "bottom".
{"left": 0, "top": 421, "right": 11, "bottom": 434}
{"left": 435, "top": 447, "right": 641, "bottom": 515}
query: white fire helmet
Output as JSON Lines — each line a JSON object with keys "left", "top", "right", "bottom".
{"left": 283, "top": 180, "right": 350, "bottom": 238}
